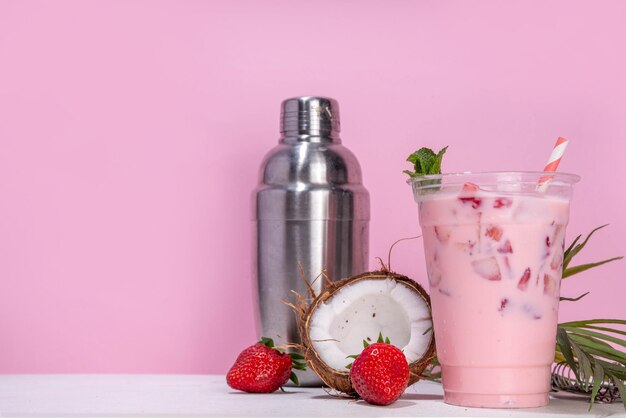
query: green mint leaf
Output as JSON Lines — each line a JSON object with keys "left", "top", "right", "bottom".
{"left": 406, "top": 148, "right": 435, "bottom": 175}
{"left": 432, "top": 146, "right": 448, "bottom": 174}
{"left": 404, "top": 146, "right": 448, "bottom": 177}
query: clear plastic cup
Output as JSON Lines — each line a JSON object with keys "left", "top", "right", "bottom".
{"left": 409, "top": 172, "right": 579, "bottom": 408}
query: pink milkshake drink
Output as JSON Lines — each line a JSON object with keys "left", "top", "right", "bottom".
{"left": 410, "top": 172, "right": 579, "bottom": 408}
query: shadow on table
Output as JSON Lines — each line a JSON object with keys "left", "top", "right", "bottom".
{"left": 228, "top": 390, "right": 302, "bottom": 395}
{"left": 401, "top": 393, "right": 444, "bottom": 401}
{"left": 310, "top": 394, "right": 356, "bottom": 402}
{"left": 310, "top": 393, "right": 443, "bottom": 409}
{"left": 355, "top": 399, "right": 417, "bottom": 409}
{"left": 310, "top": 395, "right": 417, "bottom": 409}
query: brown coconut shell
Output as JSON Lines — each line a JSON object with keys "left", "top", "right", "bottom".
{"left": 290, "top": 269, "right": 436, "bottom": 395}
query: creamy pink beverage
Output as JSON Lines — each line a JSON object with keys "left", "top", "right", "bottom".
{"left": 410, "top": 172, "right": 579, "bottom": 408}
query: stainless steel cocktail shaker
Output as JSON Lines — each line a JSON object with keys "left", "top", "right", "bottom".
{"left": 253, "top": 96, "right": 370, "bottom": 386}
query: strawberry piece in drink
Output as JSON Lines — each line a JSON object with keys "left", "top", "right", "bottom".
{"left": 427, "top": 265, "right": 443, "bottom": 286}
{"left": 517, "top": 268, "right": 532, "bottom": 290}
{"left": 459, "top": 196, "right": 482, "bottom": 209}
{"left": 462, "top": 182, "right": 479, "bottom": 192}
{"left": 471, "top": 257, "right": 502, "bottom": 281}
{"left": 543, "top": 274, "right": 559, "bottom": 296}
{"left": 498, "top": 240, "right": 513, "bottom": 254}
{"left": 493, "top": 197, "right": 513, "bottom": 208}
{"left": 485, "top": 225, "right": 503, "bottom": 241}
{"left": 434, "top": 225, "right": 452, "bottom": 243}
{"left": 550, "top": 252, "right": 563, "bottom": 270}
{"left": 498, "top": 298, "right": 509, "bottom": 312}
{"left": 458, "top": 183, "right": 482, "bottom": 208}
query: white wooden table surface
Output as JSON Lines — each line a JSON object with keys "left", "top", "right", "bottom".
{"left": 0, "top": 375, "right": 624, "bottom": 418}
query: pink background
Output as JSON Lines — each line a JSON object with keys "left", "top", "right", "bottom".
{"left": 1, "top": 1, "right": 625, "bottom": 374}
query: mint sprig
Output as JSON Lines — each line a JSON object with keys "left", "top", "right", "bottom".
{"left": 404, "top": 146, "right": 448, "bottom": 178}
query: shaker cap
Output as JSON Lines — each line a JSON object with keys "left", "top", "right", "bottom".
{"left": 280, "top": 96, "right": 340, "bottom": 137}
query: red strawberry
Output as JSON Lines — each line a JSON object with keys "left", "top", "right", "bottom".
{"left": 349, "top": 337, "right": 409, "bottom": 406}
{"left": 226, "top": 337, "right": 304, "bottom": 393}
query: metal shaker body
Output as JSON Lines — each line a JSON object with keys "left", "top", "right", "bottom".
{"left": 253, "top": 97, "right": 370, "bottom": 386}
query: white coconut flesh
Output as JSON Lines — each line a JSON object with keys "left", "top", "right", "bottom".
{"left": 308, "top": 278, "right": 433, "bottom": 371}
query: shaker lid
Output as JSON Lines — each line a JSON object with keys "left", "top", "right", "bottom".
{"left": 280, "top": 96, "right": 340, "bottom": 137}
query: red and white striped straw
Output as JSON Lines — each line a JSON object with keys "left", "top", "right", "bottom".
{"left": 537, "top": 137, "right": 569, "bottom": 190}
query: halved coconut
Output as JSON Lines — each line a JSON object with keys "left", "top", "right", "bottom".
{"left": 291, "top": 269, "right": 435, "bottom": 394}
